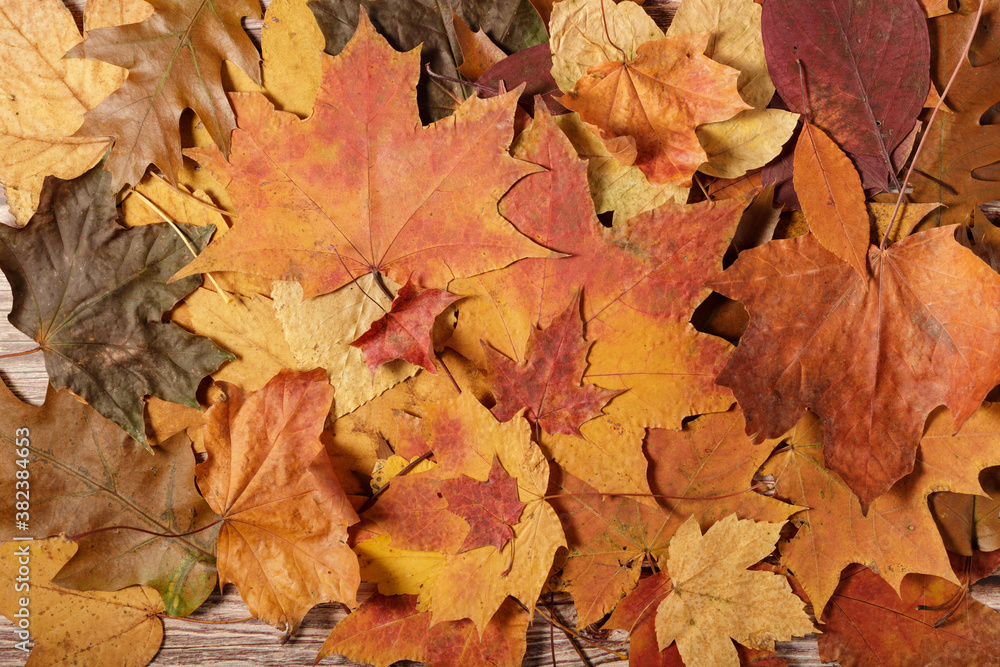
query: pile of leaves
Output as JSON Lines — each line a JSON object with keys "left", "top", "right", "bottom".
{"left": 4, "top": 0, "right": 1000, "bottom": 664}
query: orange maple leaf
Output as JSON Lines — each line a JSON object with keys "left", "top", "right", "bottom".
{"left": 174, "top": 11, "right": 551, "bottom": 298}
{"left": 196, "top": 369, "right": 360, "bottom": 635}
{"left": 561, "top": 31, "right": 750, "bottom": 186}
{"left": 711, "top": 228, "right": 1000, "bottom": 510}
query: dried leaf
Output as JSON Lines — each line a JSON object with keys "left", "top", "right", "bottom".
{"left": 197, "top": 369, "right": 360, "bottom": 635}
{"left": 655, "top": 515, "right": 814, "bottom": 667}
{"left": 441, "top": 457, "right": 527, "bottom": 553}
{"left": 0, "top": 164, "right": 231, "bottom": 446}
{"left": 67, "top": 0, "right": 262, "bottom": 190}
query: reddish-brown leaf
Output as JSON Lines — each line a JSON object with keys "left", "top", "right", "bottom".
{"left": 818, "top": 565, "right": 1000, "bottom": 665}
{"left": 318, "top": 594, "right": 530, "bottom": 667}
{"left": 605, "top": 573, "right": 679, "bottom": 667}
{"left": 351, "top": 280, "right": 460, "bottom": 375}
{"left": 174, "top": 11, "right": 550, "bottom": 298}
{"left": 709, "top": 229, "right": 1000, "bottom": 509}
{"left": 441, "top": 456, "right": 527, "bottom": 554}
{"left": 485, "top": 292, "right": 620, "bottom": 436}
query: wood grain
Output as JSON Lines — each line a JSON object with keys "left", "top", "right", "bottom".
{"left": 0, "top": 1, "right": 999, "bottom": 666}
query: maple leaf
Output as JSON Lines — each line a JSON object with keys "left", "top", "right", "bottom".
{"left": 351, "top": 280, "right": 460, "bottom": 376}
{"left": 605, "top": 573, "right": 677, "bottom": 667}
{"left": 549, "top": 409, "right": 798, "bottom": 627}
{"left": 0, "top": 164, "right": 231, "bottom": 447}
{"left": 272, "top": 277, "right": 420, "bottom": 417}
{"left": 549, "top": 0, "right": 664, "bottom": 92}
{"left": 760, "top": 404, "right": 1000, "bottom": 617}
{"left": 66, "top": 0, "right": 262, "bottom": 191}
{"left": 0, "top": 0, "right": 125, "bottom": 226}
{"left": 0, "top": 538, "right": 164, "bottom": 666}
{"left": 448, "top": 108, "right": 743, "bottom": 431}
{"left": 196, "top": 369, "right": 360, "bottom": 635}
{"left": 655, "top": 515, "right": 814, "bottom": 667}
{"left": 485, "top": 293, "right": 620, "bottom": 437}
{"left": 562, "top": 31, "right": 751, "bottom": 186}
{"left": 912, "top": 3, "right": 1000, "bottom": 226}
{"left": 819, "top": 565, "right": 1000, "bottom": 664}
{"left": 318, "top": 594, "right": 530, "bottom": 667}
{"left": 441, "top": 457, "right": 527, "bottom": 554}
{"left": 310, "top": 0, "right": 546, "bottom": 121}
{"left": 0, "top": 382, "right": 218, "bottom": 617}
{"left": 793, "top": 121, "right": 870, "bottom": 278}
{"left": 763, "top": 0, "right": 930, "bottom": 190}
{"left": 174, "top": 12, "right": 551, "bottom": 298}
{"left": 709, "top": 227, "right": 1000, "bottom": 509}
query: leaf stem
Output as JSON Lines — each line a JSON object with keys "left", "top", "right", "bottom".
{"left": 0, "top": 347, "right": 41, "bottom": 360}
{"left": 880, "top": 0, "right": 985, "bottom": 249}
{"left": 544, "top": 484, "right": 766, "bottom": 502}
{"left": 67, "top": 519, "right": 222, "bottom": 543}
{"left": 357, "top": 450, "right": 434, "bottom": 514}
{"left": 150, "top": 173, "right": 236, "bottom": 220}
{"left": 127, "top": 188, "right": 232, "bottom": 305}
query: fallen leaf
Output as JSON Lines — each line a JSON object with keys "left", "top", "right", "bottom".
{"left": 0, "top": 163, "right": 231, "bottom": 446}
{"left": 0, "top": 0, "right": 125, "bottom": 226}
{"left": 318, "top": 594, "right": 530, "bottom": 667}
{"left": 912, "top": 4, "right": 1000, "bottom": 226}
{"left": 761, "top": 404, "right": 1000, "bottom": 617}
{"left": 709, "top": 228, "right": 1000, "bottom": 508}
{"left": 441, "top": 457, "right": 527, "bottom": 553}
{"left": 549, "top": 0, "right": 664, "bottom": 92}
{"left": 869, "top": 201, "right": 943, "bottom": 243}
{"left": 84, "top": 0, "right": 155, "bottom": 30}
{"left": 174, "top": 13, "right": 551, "bottom": 298}
{"left": 67, "top": 0, "right": 261, "bottom": 191}
{"left": 763, "top": 0, "right": 930, "bottom": 190}
{"left": 485, "top": 293, "right": 619, "bottom": 436}
{"left": 309, "top": 0, "right": 546, "bottom": 121}
{"left": 655, "top": 515, "right": 814, "bottom": 667}
{"left": 818, "top": 565, "right": 1000, "bottom": 665}
{"left": 605, "top": 573, "right": 677, "bottom": 667}
{"left": 562, "top": 31, "right": 751, "bottom": 186}
{"left": 0, "top": 382, "right": 217, "bottom": 617}
{"left": 352, "top": 281, "right": 460, "bottom": 376}
{"left": 196, "top": 369, "right": 360, "bottom": 635}
{"left": 930, "top": 467, "right": 1000, "bottom": 555}
{"left": 695, "top": 108, "right": 799, "bottom": 180}
{"left": 271, "top": 276, "right": 419, "bottom": 417}
{"left": 0, "top": 538, "right": 164, "bottom": 666}
{"left": 793, "top": 121, "right": 870, "bottom": 278}
{"left": 455, "top": 16, "right": 508, "bottom": 81}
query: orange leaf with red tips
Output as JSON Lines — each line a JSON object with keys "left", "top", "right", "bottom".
{"left": 441, "top": 456, "right": 526, "bottom": 554}
{"left": 318, "top": 594, "right": 530, "bottom": 667}
{"left": 174, "top": 11, "right": 551, "bottom": 298}
{"left": 485, "top": 292, "right": 620, "bottom": 436}
{"left": 818, "top": 565, "right": 1000, "bottom": 665}
{"left": 709, "top": 228, "right": 1000, "bottom": 509}
{"left": 351, "top": 280, "right": 460, "bottom": 375}
{"left": 561, "top": 31, "right": 750, "bottom": 186}
{"left": 196, "top": 368, "right": 360, "bottom": 635}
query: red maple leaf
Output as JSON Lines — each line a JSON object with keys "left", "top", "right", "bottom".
{"left": 441, "top": 457, "right": 526, "bottom": 555}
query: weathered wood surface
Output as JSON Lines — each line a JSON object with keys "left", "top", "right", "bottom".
{"left": 1, "top": 1, "right": 999, "bottom": 665}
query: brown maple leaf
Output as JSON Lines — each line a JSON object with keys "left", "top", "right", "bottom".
{"left": 485, "top": 292, "right": 620, "bottom": 436}
{"left": 66, "top": 0, "right": 262, "bottom": 190}
{"left": 441, "top": 456, "right": 527, "bottom": 555}
{"left": 174, "top": 11, "right": 550, "bottom": 298}
{"left": 196, "top": 368, "right": 360, "bottom": 636}
{"left": 351, "top": 280, "right": 460, "bottom": 375}
{"left": 709, "top": 228, "right": 1000, "bottom": 509}
{"left": 561, "top": 31, "right": 750, "bottom": 186}
{"left": 913, "top": 3, "right": 1000, "bottom": 226}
